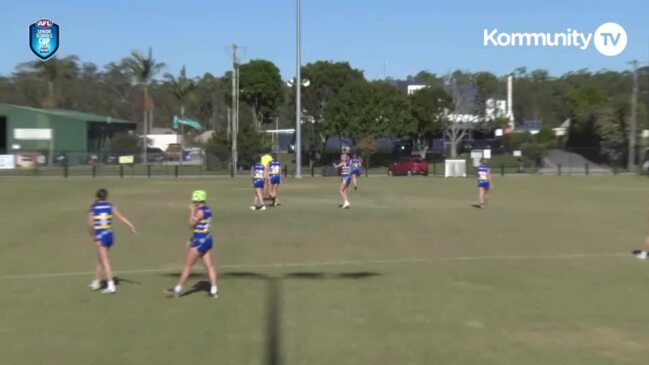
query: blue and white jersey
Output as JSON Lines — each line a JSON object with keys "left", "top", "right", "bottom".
{"left": 192, "top": 204, "right": 212, "bottom": 239}
{"left": 340, "top": 160, "right": 351, "bottom": 177}
{"left": 268, "top": 160, "right": 281, "bottom": 176}
{"left": 477, "top": 165, "right": 490, "bottom": 182}
{"left": 350, "top": 158, "right": 361, "bottom": 169}
{"left": 252, "top": 163, "right": 265, "bottom": 181}
{"left": 90, "top": 201, "right": 113, "bottom": 233}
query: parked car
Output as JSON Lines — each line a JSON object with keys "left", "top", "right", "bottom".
{"left": 145, "top": 147, "right": 165, "bottom": 163}
{"left": 388, "top": 156, "right": 429, "bottom": 176}
{"left": 165, "top": 143, "right": 182, "bottom": 161}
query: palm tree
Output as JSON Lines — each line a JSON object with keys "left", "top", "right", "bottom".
{"left": 18, "top": 55, "right": 79, "bottom": 108}
{"left": 122, "top": 47, "right": 165, "bottom": 134}
{"left": 164, "top": 65, "right": 196, "bottom": 146}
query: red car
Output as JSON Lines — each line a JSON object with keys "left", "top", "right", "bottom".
{"left": 388, "top": 156, "right": 429, "bottom": 176}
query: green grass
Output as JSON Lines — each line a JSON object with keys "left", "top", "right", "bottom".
{"left": 2, "top": 175, "right": 649, "bottom": 364}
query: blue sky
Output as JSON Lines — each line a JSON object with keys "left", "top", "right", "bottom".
{"left": 1, "top": 0, "right": 648, "bottom": 79}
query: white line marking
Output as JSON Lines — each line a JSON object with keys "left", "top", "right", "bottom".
{"left": 1, "top": 252, "right": 628, "bottom": 280}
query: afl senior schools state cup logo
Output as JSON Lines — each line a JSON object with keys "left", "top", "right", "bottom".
{"left": 29, "top": 18, "right": 60, "bottom": 60}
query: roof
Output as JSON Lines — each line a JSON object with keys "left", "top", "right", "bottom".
{"left": 0, "top": 104, "right": 135, "bottom": 124}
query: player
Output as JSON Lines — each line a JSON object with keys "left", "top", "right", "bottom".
{"left": 260, "top": 153, "right": 274, "bottom": 201}
{"left": 334, "top": 153, "right": 352, "bottom": 209}
{"left": 87, "top": 188, "right": 137, "bottom": 294}
{"left": 251, "top": 158, "right": 267, "bottom": 211}
{"left": 350, "top": 153, "right": 363, "bottom": 190}
{"left": 475, "top": 159, "right": 492, "bottom": 208}
{"left": 167, "top": 190, "right": 219, "bottom": 298}
{"left": 267, "top": 154, "right": 282, "bottom": 206}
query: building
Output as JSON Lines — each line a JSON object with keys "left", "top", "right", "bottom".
{"left": 0, "top": 104, "right": 136, "bottom": 158}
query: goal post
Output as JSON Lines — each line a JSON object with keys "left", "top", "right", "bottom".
{"left": 444, "top": 159, "right": 466, "bottom": 177}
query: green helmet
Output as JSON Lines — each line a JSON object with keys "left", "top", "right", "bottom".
{"left": 192, "top": 190, "right": 207, "bottom": 202}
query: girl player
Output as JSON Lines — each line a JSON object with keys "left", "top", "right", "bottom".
{"left": 267, "top": 155, "right": 282, "bottom": 206}
{"left": 350, "top": 153, "right": 362, "bottom": 190}
{"left": 251, "top": 158, "right": 267, "bottom": 211}
{"left": 87, "top": 188, "right": 137, "bottom": 294}
{"left": 334, "top": 153, "right": 352, "bottom": 209}
{"left": 475, "top": 159, "right": 492, "bottom": 208}
{"left": 167, "top": 190, "right": 219, "bottom": 298}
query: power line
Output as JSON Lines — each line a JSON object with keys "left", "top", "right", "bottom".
{"left": 231, "top": 44, "right": 239, "bottom": 177}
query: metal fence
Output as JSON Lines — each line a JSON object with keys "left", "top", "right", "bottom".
{"left": 0, "top": 148, "right": 645, "bottom": 178}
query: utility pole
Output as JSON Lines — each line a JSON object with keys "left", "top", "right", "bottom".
{"left": 294, "top": 0, "right": 302, "bottom": 178}
{"left": 629, "top": 60, "right": 639, "bottom": 171}
{"left": 231, "top": 44, "right": 239, "bottom": 177}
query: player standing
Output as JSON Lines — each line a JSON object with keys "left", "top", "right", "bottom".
{"left": 268, "top": 155, "right": 282, "bottom": 206}
{"left": 334, "top": 153, "right": 352, "bottom": 209}
{"left": 87, "top": 188, "right": 137, "bottom": 294}
{"left": 251, "top": 158, "right": 267, "bottom": 211}
{"left": 475, "top": 159, "right": 492, "bottom": 208}
{"left": 350, "top": 153, "right": 363, "bottom": 190}
{"left": 167, "top": 190, "right": 219, "bottom": 298}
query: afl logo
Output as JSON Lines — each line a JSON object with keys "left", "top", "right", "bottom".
{"left": 36, "top": 19, "right": 53, "bottom": 28}
{"left": 29, "top": 18, "right": 60, "bottom": 61}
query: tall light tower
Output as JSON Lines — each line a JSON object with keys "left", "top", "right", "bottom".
{"left": 294, "top": 0, "right": 302, "bottom": 178}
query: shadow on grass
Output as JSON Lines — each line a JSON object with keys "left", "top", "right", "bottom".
{"left": 157, "top": 269, "right": 381, "bottom": 365}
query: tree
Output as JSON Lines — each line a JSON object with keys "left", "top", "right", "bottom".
{"left": 356, "top": 135, "right": 377, "bottom": 170}
{"left": 406, "top": 86, "right": 453, "bottom": 158}
{"left": 17, "top": 55, "right": 79, "bottom": 108}
{"left": 300, "top": 61, "right": 365, "bottom": 159}
{"left": 164, "top": 65, "right": 197, "bottom": 143}
{"left": 446, "top": 76, "right": 479, "bottom": 158}
{"left": 325, "top": 80, "right": 409, "bottom": 148}
{"left": 122, "top": 47, "right": 165, "bottom": 134}
{"left": 238, "top": 59, "right": 284, "bottom": 129}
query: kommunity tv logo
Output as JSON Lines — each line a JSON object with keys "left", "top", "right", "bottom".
{"left": 483, "top": 22, "right": 627, "bottom": 56}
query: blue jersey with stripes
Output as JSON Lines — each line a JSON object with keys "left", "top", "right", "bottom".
{"left": 90, "top": 201, "right": 113, "bottom": 233}
{"left": 192, "top": 204, "right": 212, "bottom": 238}
{"left": 268, "top": 160, "right": 281, "bottom": 176}
{"left": 340, "top": 160, "right": 351, "bottom": 177}
{"left": 477, "top": 165, "right": 490, "bottom": 182}
{"left": 351, "top": 158, "right": 361, "bottom": 168}
{"left": 252, "top": 163, "right": 265, "bottom": 180}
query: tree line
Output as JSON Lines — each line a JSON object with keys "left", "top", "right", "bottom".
{"left": 1, "top": 48, "right": 648, "bottom": 167}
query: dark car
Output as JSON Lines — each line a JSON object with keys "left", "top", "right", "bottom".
{"left": 388, "top": 156, "right": 429, "bottom": 176}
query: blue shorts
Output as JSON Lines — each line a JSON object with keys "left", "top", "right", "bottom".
{"left": 269, "top": 175, "right": 281, "bottom": 185}
{"left": 191, "top": 235, "right": 213, "bottom": 254}
{"left": 478, "top": 181, "right": 490, "bottom": 189}
{"left": 341, "top": 176, "right": 351, "bottom": 186}
{"left": 253, "top": 179, "right": 264, "bottom": 189}
{"left": 94, "top": 230, "right": 114, "bottom": 247}
{"left": 352, "top": 168, "right": 361, "bottom": 176}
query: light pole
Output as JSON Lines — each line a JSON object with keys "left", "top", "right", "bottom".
{"left": 295, "top": 0, "right": 302, "bottom": 178}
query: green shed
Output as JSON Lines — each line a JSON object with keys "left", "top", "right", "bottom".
{"left": 0, "top": 104, "right": 136, "bottom": 156}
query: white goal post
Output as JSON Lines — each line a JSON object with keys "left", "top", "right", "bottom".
{"left": 444, "top": 159, "right": 466, "bottom": 177}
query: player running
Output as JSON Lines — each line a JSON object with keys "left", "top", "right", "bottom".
{"left": 475, "top": 159, "right": 492, "bottom": 208}
{"left": 251, "top": 158, "right": 267, "bottom": 211}
{"left": 167, "top": 190, "right": 219, "bottom": 298}
{"left": 334, "top": 153, "right": 352, "bottom": 209}
{"left": 87, "top": 188, "right": 137, "bottom": 294}
{"left": 267, "top": 155, "right": 282, "bottom": 206}
{"left": 350, "top": 153, "right": 362, "bottom": 190}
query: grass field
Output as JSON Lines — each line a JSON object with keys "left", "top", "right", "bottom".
{"left": 2, "top": 175, "right": 649, "bottom": 365}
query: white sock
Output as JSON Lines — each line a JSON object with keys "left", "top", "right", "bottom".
{"left": 174, "top": 284, "right": 182, "bottom": 293}
{"left": 345, "top": 201, "right": 350, "bottom": 205}
{"left": 107, "top": 280, "right": 115, "bottom": 289}
{"left": 91, "top": 279, "right": 100, "bottom": 285}
{"left": 211, "top": 285, "right": 218, "bottom": 294}
{"left": 640, "top": 251, "right": 648, "bottom": 258}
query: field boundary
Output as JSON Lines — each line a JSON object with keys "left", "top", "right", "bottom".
{"left": 2, "top": 252, "right": 628, "bottom": 279}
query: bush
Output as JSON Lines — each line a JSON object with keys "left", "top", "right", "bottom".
{"left": 109, "top": 132, "right": 139, "bottom": 154}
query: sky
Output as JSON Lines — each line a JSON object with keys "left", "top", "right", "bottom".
{"left": 1, "top": 0, "right": 648, "bottom": 80}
